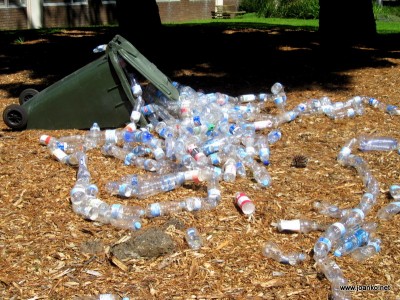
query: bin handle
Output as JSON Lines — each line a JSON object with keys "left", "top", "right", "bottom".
{"left": 107, "top": 44, "right": 138, "bottom": 109}
{"left": 107, "top": 35, "right": 179, "bottom": 102}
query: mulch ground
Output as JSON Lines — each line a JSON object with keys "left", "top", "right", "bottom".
{"left": 1, "top": 25, "right": 400, "bottom": 299}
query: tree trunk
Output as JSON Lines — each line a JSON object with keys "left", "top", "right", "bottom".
{"left": 319, "top": 0, "right": 376, "bottom": 50}
{"left": 116, "top": 0, "right": 162, "bottom": 59}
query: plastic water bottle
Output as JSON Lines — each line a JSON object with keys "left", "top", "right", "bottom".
{"left": 315, "top": 257, "right": 351, "bottom": 300}
{"left": 146, "top": 201, "right": 184, "bottom": 218}
{"left": 249, "top": 161, "right": 272, "bottom": 187}
{"left": 275, "top": 219, "right": 327, "bottom": 233}
{"left": 235, "top": 192, "right": 255, "bottom": 215}
{"left": 238, "top": 93, "right": 269, "bottom": 103}
{"left": 254, "top": 135, "right": 270, "bottom": 165}
{"left": 262, "top": 241, "right": 307, "bottom": 265}
{"left": 313, "top": 201, "right": 347, "bottom": 219}
{"left": 351, "top": 238, "right": 381, "bottom": 262}
{"left": 267, "top": 129, "right": 282, "bottom": 144}
{"left": 358, "top": 135, "right": 398, "bottom": 151}
{"left": 333, "top": 223, "right": 377, "bottom": 257}
{"left": 377, "top": 201, "right": 400, "bottom": 220}
{"left": 223, "top": 157, "right": 237, "bottom": 182}
{"left": 185, "top": 227, "right": 203, "bottom": 250}
{"left": 105, "top": 182, "right": 134, "bottom": 198}
{"left": 92, "top": 44, "right": 107, "bottom": 53}
{"left": 389, "top": 184, "right": 400, "bottom": 200}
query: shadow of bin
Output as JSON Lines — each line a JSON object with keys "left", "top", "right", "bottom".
{"left": 2, "top": 35, "right": 179, "bottom": 130}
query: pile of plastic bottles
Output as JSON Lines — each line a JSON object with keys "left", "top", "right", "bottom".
{"left": 40, "top": 71, "right": 400, "bottom": 300}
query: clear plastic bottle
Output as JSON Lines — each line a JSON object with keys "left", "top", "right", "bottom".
{"left": 313, "top": 201, "right": 347, "bottom": 219}
{"left": 146, "top": 201, "right": 185, "bottom": 218}
{"left": 185, "top": 227, "right": 203, "bottom": 250}
{"left": 377, "top": 201, "right": 400, "bottom": 220}
{"left": 358, "top": 135, "right": 398, "bottom": 151}
{"left": 254, "top": 135, "right": 270, "bottom": 165}
{"left": 223, "top": 157, "right": 237, "bottom": 182}
{"left": 235, "top": 192, "right": 255, "bottom": 215}
{"left": 249, "top": 161, "right": 272, "bottom": 188}
{"left": 389, "top": 184, "right": 400, "bottom": 200}
{"left": 92, "top": 44, "right": 107, "bottom": 53}
{"left": 351, "top": 238, "right": 381, "bottom": 262}
{"left": 333, "top": 223, "right": 377, "bottom": 257}
{"left": 275, "top": 219, "right": 327, "bottom": 233}
{"left": 267, "top": 129, "right": 282, "bottom": 144}
{"left": 105, "top": 182, "right": 134, "bottom": 198}
{"left": 262, "top": 241, "right": 307, "bottom": 265}
{"left": 237, "top": 93, "right": 269, "bottom": 103}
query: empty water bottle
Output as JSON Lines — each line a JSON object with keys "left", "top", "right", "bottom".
{"left": 275, "top": 219, "right": 327, "bottom": 233}
{"left": 313, "top": 201, "right": 347, "bottom": 219}
{"left": 235, "top": 192, "right": 255, "bottom": 215}
{"left": 262, "top": 241, "right": 307, "bottom": 265}
{"left": 358, "top": 135, "right": 398, "bottom": 152}
{"left": 377, "top": 201, "right": 400, "bottom": 220}
{"left": 389, "top": 184, "right": 400, "bottom": 200}
{"left": 185, "top": 227, "right": 203, "bottom": 250}
{"left": 92, "top": 44, "right": 107, "bottom": 53}
{"left": 267, "top": 129, "right": 282, "bottom": 144}
{"left": 351, "top": 238, "right": 381, "bottom": 262}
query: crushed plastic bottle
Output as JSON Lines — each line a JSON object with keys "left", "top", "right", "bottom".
{"left": 262, "top": 241, "right": 307, "bottom": 265}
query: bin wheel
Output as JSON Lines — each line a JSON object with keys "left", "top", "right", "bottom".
{"left": 19, "top": 88, "right": 39, "bottom": 105}
{"left": 3, "top": 104, "right": 28, "bottom": 130}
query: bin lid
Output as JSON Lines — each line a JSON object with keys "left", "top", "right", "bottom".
{"left": 107, "top": 35, "right": 179, "bottom": 103}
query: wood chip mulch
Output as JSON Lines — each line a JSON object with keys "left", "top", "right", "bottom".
{"left": 0, "top": 26, "right": 400, "bottom": 299}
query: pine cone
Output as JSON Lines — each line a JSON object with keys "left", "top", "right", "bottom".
{"left": 291, "top": 155, "right": 308, "bottom": 168}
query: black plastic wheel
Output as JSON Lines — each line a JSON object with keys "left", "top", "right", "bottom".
{"left": 19, "top": 88, "right": 39, "bottom": 105}
{"left": 3, "top": 104, "right": 28, "bottom": 130}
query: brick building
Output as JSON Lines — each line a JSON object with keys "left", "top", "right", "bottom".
{"left": 0, "top": 0, "right": 241, "bottom": 30}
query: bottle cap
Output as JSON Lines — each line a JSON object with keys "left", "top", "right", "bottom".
{"left": 39, "top": 134, "right": 52, "bottom": 145}
{"left": 130, "top": 111, "right": 141, "bottom": 123}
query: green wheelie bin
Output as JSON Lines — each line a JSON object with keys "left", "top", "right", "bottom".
{"left": 2, "top": 35, "right": 179, "bottom": 130}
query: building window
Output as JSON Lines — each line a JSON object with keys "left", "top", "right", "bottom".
{"left": 43, "top": 0, "right": 87, "bottom": 4}
{"left": 0, "top": 0, "right": 26, "bottom": 6}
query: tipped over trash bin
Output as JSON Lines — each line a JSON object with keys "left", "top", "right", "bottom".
{"left": 2, "top": 35, "right": 179, "bottom": 130}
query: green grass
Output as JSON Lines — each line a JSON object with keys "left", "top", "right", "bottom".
{"left": 166, "top": 13, "right": 400, "bottom": 34}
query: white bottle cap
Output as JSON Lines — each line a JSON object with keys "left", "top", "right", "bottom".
{"left": 130, "top": 111, "right": 141, "bottom": 123}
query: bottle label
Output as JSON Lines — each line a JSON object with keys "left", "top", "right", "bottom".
{"left": 332, "top": 222, "right": 346, "bottom": 237}
{"left": 240, "top": 94, "right": 256, "bottom": 102}
{"left": 236, "top": 193, "right": 252, "bottom": 208}
{"left": 224, "top": 164, "right": 237, "bottom": 176}
{"left": 278, "top": 219, "right": 301, "bottom": 232}
{"left": 318, "top": 237, "right": 332, "bottom": 249}
{"left": 51, "top": 148, "right": 67, "bottom": 162}
{"left": 105, "top": 130, "right": 117, "bottom": 144}
{"left": 208, "top": 188, "right": 221, "bottom": 199}
{"left": 253, "top": 120, "right": 273, "bottom": 130}
{"left": 184, "top": 170, "right": 199, "bottom": 182}
{"left": 111, "top": 204, "right": 122, "bottom": 219}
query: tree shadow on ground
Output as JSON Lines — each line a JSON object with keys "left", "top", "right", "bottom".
{"left": 0, "top": 24, "right": 399, "bottom": 99}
